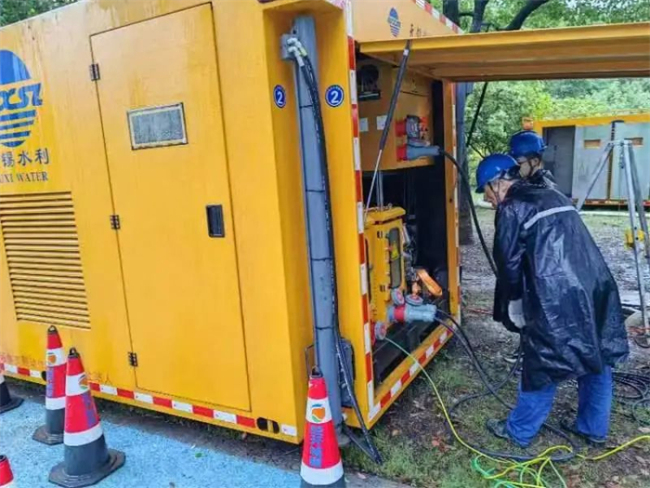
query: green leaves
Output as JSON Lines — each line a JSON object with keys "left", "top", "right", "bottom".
{"left": 0, "top": 0, "right": 78, "bottom": 27}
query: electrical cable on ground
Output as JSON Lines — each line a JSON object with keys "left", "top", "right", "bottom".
{"left": 385, "top": 333, "right": 650, "bottom": 488}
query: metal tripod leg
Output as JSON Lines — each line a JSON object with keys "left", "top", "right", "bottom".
{"left": 621, "top": 142, "right": 650, "bottom": 344}
{"left": 576, "top": 142, "right": 614, "bottom": 211}
{"left": 627, "top": 142, "right": 650, "bottom": 269}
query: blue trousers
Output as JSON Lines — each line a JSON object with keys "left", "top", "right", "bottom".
{"left": 506, "top": 366, "right": 613, "bottom": 447}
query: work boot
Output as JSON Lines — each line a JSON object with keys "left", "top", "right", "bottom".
{"left": 485, "top": 419, "right": 530, "bottom": 448}
{"left": 503, "top": 349, "right": 521, "bottom": 365}
{"left": 559, "top": 419, "right": 606, "bottom": 446}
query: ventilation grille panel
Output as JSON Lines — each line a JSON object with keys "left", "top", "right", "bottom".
{"left": 0, "top": 192, "right": 90, "bottom": 329}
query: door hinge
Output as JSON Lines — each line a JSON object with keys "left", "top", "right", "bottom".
{"left": 110, "top": 214, "right": 121, "bottom": 230}
{"left": 89, "top": 63, "right": 101, "bottom": 81}
{"left": 128, "top": 352, "right": 138, "bottom": 367}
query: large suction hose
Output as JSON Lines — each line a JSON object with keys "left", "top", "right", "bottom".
{"left": 285, "top": 28, "right": 382, "bottom": 464}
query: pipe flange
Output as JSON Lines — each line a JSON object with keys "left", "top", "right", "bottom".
{"left": 391, "top": 288, "right": 405, "bottom": 306}
{"left": 374, "top": 321, "right": 388, "bottom": 342}
{"left": 405, "top": 294, "right": 424, "bottom": 306}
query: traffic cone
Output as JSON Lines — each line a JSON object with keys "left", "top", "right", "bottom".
{"left": 0, "top": 455, "right": 14, "bottom": 488}
{"left": 300, "top": 370, "right": 345, "bottom": 488}
{"left": 49, "top": 348, "right": 124, "bottom": 488}
{"left": 33, "top": 326, "right": 66, "bottom": 445}
{"left": 0, "top": 368, "right": 23, "bottom": 414}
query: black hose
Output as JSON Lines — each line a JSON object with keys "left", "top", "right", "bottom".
{"left": 441, "top": 150, "right": 497, "bottom": 276}
{"left": 432, "top": 311, "right": 578, "bottom": 462}
{"left": 299, "top": 53, "right": 382, "bottom": 465}
{"left": 365, "top": 39, "right": 412, "bottom": 212}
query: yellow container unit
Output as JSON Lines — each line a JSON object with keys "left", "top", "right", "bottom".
{"left": 0, "top": 0, "right": 461, "bottom": 444}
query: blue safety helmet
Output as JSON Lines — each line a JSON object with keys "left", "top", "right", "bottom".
{"left": 475, "top": 154, "right": 517, "bottom": 193}
{"left": 509, "top": 130, "right": 546, "bottom": 160}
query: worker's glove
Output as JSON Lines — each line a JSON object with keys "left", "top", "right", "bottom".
{"left": 508, "top": 299, "right": 526, "bottom": 329}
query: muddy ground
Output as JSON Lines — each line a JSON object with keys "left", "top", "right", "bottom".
{"left": 343, "top": 209, "right": 650, "bottom": 488}
{"left": 7, "top": 208, "right": 650, "bottom": 488}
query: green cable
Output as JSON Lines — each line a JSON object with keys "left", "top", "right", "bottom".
{"left": 385, "top": 337, "right": 565, "bottom": 488}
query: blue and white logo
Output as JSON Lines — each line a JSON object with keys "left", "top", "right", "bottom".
{"left": 387, "top": 8, "right": 401, "bottom": 37}
{"left": 325, "top": 85, "right": 344, "bottom": 108}
{"left": 273, "top": 85, "right": 286, "bottom": 109}
{"left": 0, "top": 50, "right": 43, "bottom": 148}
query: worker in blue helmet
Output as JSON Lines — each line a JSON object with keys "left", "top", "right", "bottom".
{"left": 508, "top": 130, "right": 555, "bottom": 187}
{"left": 475, "top": 154, "right": 628, "bottom": 448}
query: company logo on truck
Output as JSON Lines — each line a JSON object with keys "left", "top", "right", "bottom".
{"left": 0, "top": 50, "right": 43, "bottom": 149}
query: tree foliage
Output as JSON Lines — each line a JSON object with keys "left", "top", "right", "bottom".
{"left": 433, "top": 0, "right": 650, "bottom": 161}
{"left": 433, "top": 0, "right": 650, "bottom": 31}
{"left": 0, "top": 0, "right": 77, "bottom": 27}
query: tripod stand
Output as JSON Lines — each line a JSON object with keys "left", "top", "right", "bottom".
{"left": 576, "top": 140, "right": 650, "bottom": 347}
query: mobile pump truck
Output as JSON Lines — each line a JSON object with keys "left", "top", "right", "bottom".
{"left": 0, "top": 0, "right": 649, "bottom": 452}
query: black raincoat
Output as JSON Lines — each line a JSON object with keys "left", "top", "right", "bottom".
{"left": 492, "top": 181, "right": 629, "bottom": 391}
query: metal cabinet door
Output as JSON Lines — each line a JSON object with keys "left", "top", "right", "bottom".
{"left": 611, "top": 122, "right": 650, "bottom": 201}
{"left": 91, "top": 5, "right": 250, "bottom": 410}
{"left": 572, "top": 125, "right": 611, "bottom": 201}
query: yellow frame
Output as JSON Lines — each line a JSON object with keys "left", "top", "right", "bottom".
{"left": 0, "top": 0, "right": 460, "bottom": 443}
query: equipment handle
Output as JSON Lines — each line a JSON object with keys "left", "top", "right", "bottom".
{"left": 206, "top": 205, "right": 225, "bottom": 238}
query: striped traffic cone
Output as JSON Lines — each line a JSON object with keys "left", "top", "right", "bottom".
{"left": 0, "top": 368, "right": 23, "bottom": 415}
{"left": 33, "top": 326, "right": 66, "bottom": 445}
{"left": 300, "top": 370, "right": 345, "bottom": 487}
{"left": 0, "top": 455, "right": 14, "bottom": 488}
{"left": 49, "top": 348, "right": 124, "bottom": 488}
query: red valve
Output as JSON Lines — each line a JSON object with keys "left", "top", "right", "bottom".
{"left": 397, "top": 145, "right": 408, "bottom": 161}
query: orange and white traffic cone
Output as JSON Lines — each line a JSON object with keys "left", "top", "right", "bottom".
{"left": 0, "top": 367, "right": 23, "bottom": 415}
{"left": 49, "top": 348, "right": 124, "bottom": 488}
{"left": 300, "top": 370, "right": 345, "bottom": 487}
{"left": 0, "top": 455, "right": 14, "bottom": 488}
{"left": 33, "top": 326, "right": 66, "bottom": 445}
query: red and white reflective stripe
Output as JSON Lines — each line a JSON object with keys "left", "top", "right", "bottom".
{"left": 368, "top": 328, "right": 452, "bottom": 420}
{"left": 46, "top": 348, "right": 65, "bottom": 367}
{"left": 300, "top": 460, "right": 344, "bottom": 486}
{"left": 64, "top": 422, "right": 103, "bottom": 447}
{"left": 410, "top": 0, "right": 464, "bottom": 33}
{"left": 84, "top": 380, "right": 297, "bottom": 437}
{"left": 343, "top": 0, "right": 377, "bottom": 419}
{"left": 344, "top": 0, "right": 354, "bottom": 36}
{"left": 46, "top": 396, "right": 66, "bottom": 410}
{"left": 2, "top": 363, "right": 41, "bottom": 379}
{"left": 65, "top": 373, "right": 89, "bottom": 396}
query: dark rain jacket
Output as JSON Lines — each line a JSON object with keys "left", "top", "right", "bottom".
{"left": 495, "top": 168, "right": 555, "bottom": 331}
{"left": 529, "top": 168, "right": 556, "bottom": 188}
{"left": 492, "top": 181, "right": 629, "bottom": 391}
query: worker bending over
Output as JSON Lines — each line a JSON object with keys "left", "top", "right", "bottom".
{"left": 476, "top": 154, "right": 629, "bottom": 447}
{"left": 501, "top": 130, "right": 555, "bottom": 364}
{"left": 509, "top": 130, "right": 555, "bottom": 187}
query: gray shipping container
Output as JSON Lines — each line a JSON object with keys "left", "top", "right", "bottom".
{"left": 541, "top": 117, "right": 650, "bottom": 205}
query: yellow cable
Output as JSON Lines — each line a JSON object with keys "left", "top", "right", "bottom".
{"left": 385, "top": 338, "right": 650, "bottom": 488}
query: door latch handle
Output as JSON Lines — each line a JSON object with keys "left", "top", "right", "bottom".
{"left": 206, "top": 205, "right": 225, "bottom": 238}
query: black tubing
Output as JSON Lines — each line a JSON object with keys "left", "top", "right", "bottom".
{"left": 365, "top": 40, "right": 412, "bottom": 212}
{"left": 300, "top": 53, "right": 382, "bottom": 465}
{"left": 441, "top": 150, "right": 497, "bottom": 276}
{"left": 432, "top": 310, "right": 578, "bottom": 462}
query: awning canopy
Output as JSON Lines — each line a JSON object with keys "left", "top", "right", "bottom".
{"left": 359, "top": 22, "right": 650, "bottom": 82}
